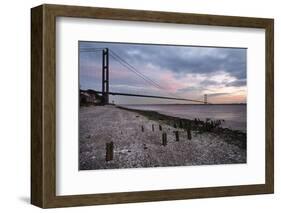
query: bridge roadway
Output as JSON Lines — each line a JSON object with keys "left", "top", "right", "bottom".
{"left": 94, "top": 91, "right": 205, "bottom": 104}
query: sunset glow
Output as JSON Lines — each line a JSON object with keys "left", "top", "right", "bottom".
{"left": 79, "top": 42, "right": 246, "bottom": 104}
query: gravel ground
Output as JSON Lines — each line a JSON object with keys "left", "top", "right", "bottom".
{"left": 79, "top": 105, "right": 246, "bottom": 170}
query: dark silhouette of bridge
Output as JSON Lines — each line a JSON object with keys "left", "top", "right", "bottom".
{"left": 80, "top": 47, "right": 208, "bottom": 104}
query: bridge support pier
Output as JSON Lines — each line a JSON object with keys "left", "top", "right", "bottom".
{"left": 102, "top": 48, "right": 109, "bottom": 104}
{"left": 204, "top": 94, "right": 208, "bottom": 104}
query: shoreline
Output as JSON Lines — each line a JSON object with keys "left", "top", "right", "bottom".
{"left": 118, "top": 104, "right": 246, "bottom": 132}
{"left": 117, "top": 105, "right": 246, "bottom": 149}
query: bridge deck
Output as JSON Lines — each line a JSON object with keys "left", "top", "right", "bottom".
{"left": 94, "top": 91, "right": 205, "bottom": 103}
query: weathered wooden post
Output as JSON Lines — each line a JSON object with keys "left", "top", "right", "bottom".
{"left": 106, "top": 142, "right": 114, "bottom": 161}
{"left": 141, "top": 125, "right": 144, "bottom": 132}
{"left": 174, "top": 131, "right": 179, "bottom": 141}
{"left": 187, "top": 128, "right": 192, "bottom": 140}
{"left": 185, "top": 120, "right": 190, "bottom": 130}
{"left": 159, "top": 125, "right": 162, "bottom": 131}
{"left": 152, "top": 124, "right": 154, "bottom": 131}
{"left": 179, "top": 120, "right": 183, "bottom": 128}
{"left": 194, "top": 118, "right": 198, "bottom": 129}
{"left": 162, "top": 132, "right": 167, "bottom": 146}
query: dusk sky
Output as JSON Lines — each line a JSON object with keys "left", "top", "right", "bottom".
{"left": 79, "top": 41, "right": 246, "bottom": 104}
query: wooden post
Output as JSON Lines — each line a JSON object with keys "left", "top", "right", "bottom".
{"left": 159, "top": 125, "right": 162, "bottom": 131}
{"left": 187, "top": 128, "right": 192, "bottom": 140}
{"left": 194, "top": 118, "right": 200, "bottom": 131}
{"left": 179, "top": 120, "right": 183, "bottom": 128}
{"left": 174, "top": 131, "right": 179, "bottom": 141}
{"left": 141, "top": 125, "right": 144, "bottom": 132}
{"left": 106, "top": 142, "right": 114, "bottom": 161}
{"left": 162, "top": 132, "right": 167, "bottom": 146}
{"left": 152, "top": 124, "right": 154, "bottom": 131}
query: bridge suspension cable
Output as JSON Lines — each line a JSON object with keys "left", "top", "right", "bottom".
{"left": 108, "top": 50, "right": 165, "bottom": 91}
{"left": 108, "top": 49, "right": 204, "bottom": 102}
{"left": 79, "top": 47, "right": 206, "bottom": 104}
{"left": 80, "top": 47, "right": 171, "bottom": 92}
{"left": 80, "top": 48, "right": 105, "bottom": 53}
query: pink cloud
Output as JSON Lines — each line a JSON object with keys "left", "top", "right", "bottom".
{"left": 159, "top": 72, "right": 185, "bottom": 92}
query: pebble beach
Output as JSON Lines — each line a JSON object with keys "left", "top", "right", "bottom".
{"left": 79, "top": 105, "right": 246, "bottom": 170}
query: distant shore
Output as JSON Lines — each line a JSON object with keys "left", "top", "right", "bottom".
{"left": 79, "top": 105, "right": 246, "bottom": 170}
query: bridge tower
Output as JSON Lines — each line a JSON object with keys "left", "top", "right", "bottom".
{"left": 204, "top": 94, "right": 207, "bottom": 104}
{"left": 102, "top": 48, "right": 109, "bottom": 104}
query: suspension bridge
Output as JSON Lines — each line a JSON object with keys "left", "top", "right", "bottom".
{"left": 80, "top": 47, "right": 208, "bottom": 105}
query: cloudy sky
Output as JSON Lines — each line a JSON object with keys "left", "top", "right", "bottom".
{"left": 79, "top": 41, "right": 246, "bottom": 104}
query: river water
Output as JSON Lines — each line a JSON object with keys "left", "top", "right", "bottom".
{"left": 121, "top": 104, "right": 246, "bottom": 132}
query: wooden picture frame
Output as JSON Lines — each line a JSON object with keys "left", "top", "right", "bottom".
{"left": 31, "top": 4, "right": 274, "bottom": 208}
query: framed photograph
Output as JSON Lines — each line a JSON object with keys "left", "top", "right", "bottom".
{"left": 31, "top": 4, "right": 274, "bottom": 208}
